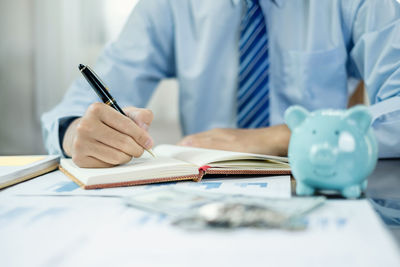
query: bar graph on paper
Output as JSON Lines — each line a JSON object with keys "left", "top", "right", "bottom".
{"left": 2, "top": 169, "right": 291, "bottom": 198}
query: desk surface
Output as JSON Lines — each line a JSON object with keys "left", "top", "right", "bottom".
{"left": 0, "top": 159, "right": 399, "bottom": 266}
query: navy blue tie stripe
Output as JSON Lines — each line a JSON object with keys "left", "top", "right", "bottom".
{"left": 237, "top": 74, "right": 270, "bottom": 124}
{"left": 238, "top": 65, "right": 269, "bottom": 108}
{"left": 239, "top": 36, "right": 268, "bottom": 80}
{"left": 238, "top": 0, "right": 270, "bottom": 128}
{"left": 239, "top": 16, "right": 267, "bottom": 58}
{"left": 239, "top": 54, "right": 269, "bottom": 98}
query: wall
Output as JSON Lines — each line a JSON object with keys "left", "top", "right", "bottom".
{"left": 0, "top": 0, "right": 181, "bottom": 155}
{"left": 0, "top": 0, "right": 42, "bottom": 154}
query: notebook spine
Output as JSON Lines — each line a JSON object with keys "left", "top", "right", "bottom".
{"left": 196, "top": 166, "right": 291, "bottom": 182}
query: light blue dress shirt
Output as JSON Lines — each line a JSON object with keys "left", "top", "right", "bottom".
{"left": 42, "top": 0, "right": 400, "bottom": 158}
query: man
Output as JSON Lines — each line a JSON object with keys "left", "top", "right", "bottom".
{"left": 42, "top": 0, "right": 400, "bottom": 167}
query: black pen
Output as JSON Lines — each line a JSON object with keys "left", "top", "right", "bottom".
{"left": 78, "top": 64, "right": 155, "bottom": 158}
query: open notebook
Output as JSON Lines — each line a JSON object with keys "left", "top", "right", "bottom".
{"left": 59, "top": 145, "right": 291, "bottom": 189}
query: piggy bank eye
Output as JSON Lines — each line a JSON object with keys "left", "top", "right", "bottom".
{"left": 312, "top": 130, "right": 316, "bottom": 135}
{"left": 339, "top": 131, "right": 355, "bottom": 152}
{"left": 334, "top": 130, "right": 340, "bottom": 136}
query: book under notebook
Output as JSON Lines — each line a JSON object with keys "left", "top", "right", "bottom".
{"left": 0, "top": 155, "right": 60, "bottom": 189}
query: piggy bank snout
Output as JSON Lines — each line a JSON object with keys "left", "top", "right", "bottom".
{"left": 310, "top": 144, "right": 337, "bottom": 166}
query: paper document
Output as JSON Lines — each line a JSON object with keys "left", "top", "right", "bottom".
{"left": 29, "top": 199, "right": 400, "bottom": 267}
{"left": 2, "top": 170, "right": 291, "bottom": 199}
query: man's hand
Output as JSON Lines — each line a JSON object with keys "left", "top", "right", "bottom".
{"left": 62, "top": 103, "right": 154, "bottom": 168}
{"left": 177, "top": 124, "right": 291, "bottom": 156}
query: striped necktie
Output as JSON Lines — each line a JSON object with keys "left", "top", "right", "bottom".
{"left": 237, "top": 0, "right": 270, "bottom": 128}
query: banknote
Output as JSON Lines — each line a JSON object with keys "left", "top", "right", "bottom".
{"left": 125, "top": 188, "right": 224, "bottom": 216}
{"left": 125, "top": 188, "right": 325, "bottom": 229}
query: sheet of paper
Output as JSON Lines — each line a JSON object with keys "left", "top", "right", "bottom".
{"left": 1, "top": 196, "right": 398, "bottom": 267}
{"left": 1, "top": 171, "right": 291, "bottom": 198}
{"left": 59, "top": 200, "right": 400, "bottom": 267}
{"left": 0, "top": 194, "right": 148, "bottom": 267}
{"left": 177, "top": 176, "right": 291, "bottom": 198}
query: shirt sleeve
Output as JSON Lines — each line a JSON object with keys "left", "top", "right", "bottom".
{"left": 58, "top": 116, "right": 80, "bottom": 157}
{"left": 349, "top": 0, "right": 400, "bottom": 158}
{"left": 41, "top": 0, "right": 175, "bottom": 155}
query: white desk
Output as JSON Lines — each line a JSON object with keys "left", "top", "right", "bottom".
{"left": 0, "top": 160, "right": 399, "bottom": 267}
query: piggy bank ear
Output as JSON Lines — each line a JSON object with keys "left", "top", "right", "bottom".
{"left": 344, "top": 105, "right": 372, "bottom": 134}
{"left": 284, "top": 105, "right": 309, "bottom": 131}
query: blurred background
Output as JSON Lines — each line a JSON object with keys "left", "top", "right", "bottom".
{"left": 0, "top": 0, "right": 180, "bottom": 155}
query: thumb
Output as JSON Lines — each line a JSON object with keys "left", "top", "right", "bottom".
{"left": 123, "top": 107, "right": 154, "bottom": 131}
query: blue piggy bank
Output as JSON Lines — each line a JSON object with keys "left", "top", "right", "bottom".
{"left": 284, "top": 105, "right": 378, "bottom": 198}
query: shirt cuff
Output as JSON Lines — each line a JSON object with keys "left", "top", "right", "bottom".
{"left": 58, "top": 116, "right": 80, "bottom": 158}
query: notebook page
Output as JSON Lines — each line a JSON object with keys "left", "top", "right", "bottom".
{"left": 153, "top": 145, "right": 288, "bottom": 167}
{"left": 60, "top": 157, "right": 199, "bottom": 186}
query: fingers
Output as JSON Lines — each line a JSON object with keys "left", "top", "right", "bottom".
{"left": 178, "top": 134, "right": 205, "bottom": 147}
{"left": 177, "top": 128, "right": 246, "bottom": 152}
{"left": 87, "top": 103, "right": 154, "bottom": 150}
{"left": 124, "top": 107, "right": 154, "bottom": 131}
{"left": 72, "top": 155, "right": 114, "bottom": 168}
{"left": 78, "top": 118, "right": 144, "bottom": 158}
{"left": 178, "top": 126, "right": 291, "bottom": 156}
{"left": 84, "top": 140, "right": 132, "bottom": 165}
{"left": 178, "top": 129, "right": 222, "bottom": 149}
{"left": 64, "top": 103, "right": 155, "bottom": 168}
{"left": 71, "top": 132, "right": 132, "bottom": 166}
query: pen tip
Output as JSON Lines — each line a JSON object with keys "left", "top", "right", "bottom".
{"left": 78, "top": 64, "right": 85, "bottom": 71}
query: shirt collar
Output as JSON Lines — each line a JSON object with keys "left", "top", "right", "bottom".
{"left": 231, "top": 0, "right": 284, "bottom": 8}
